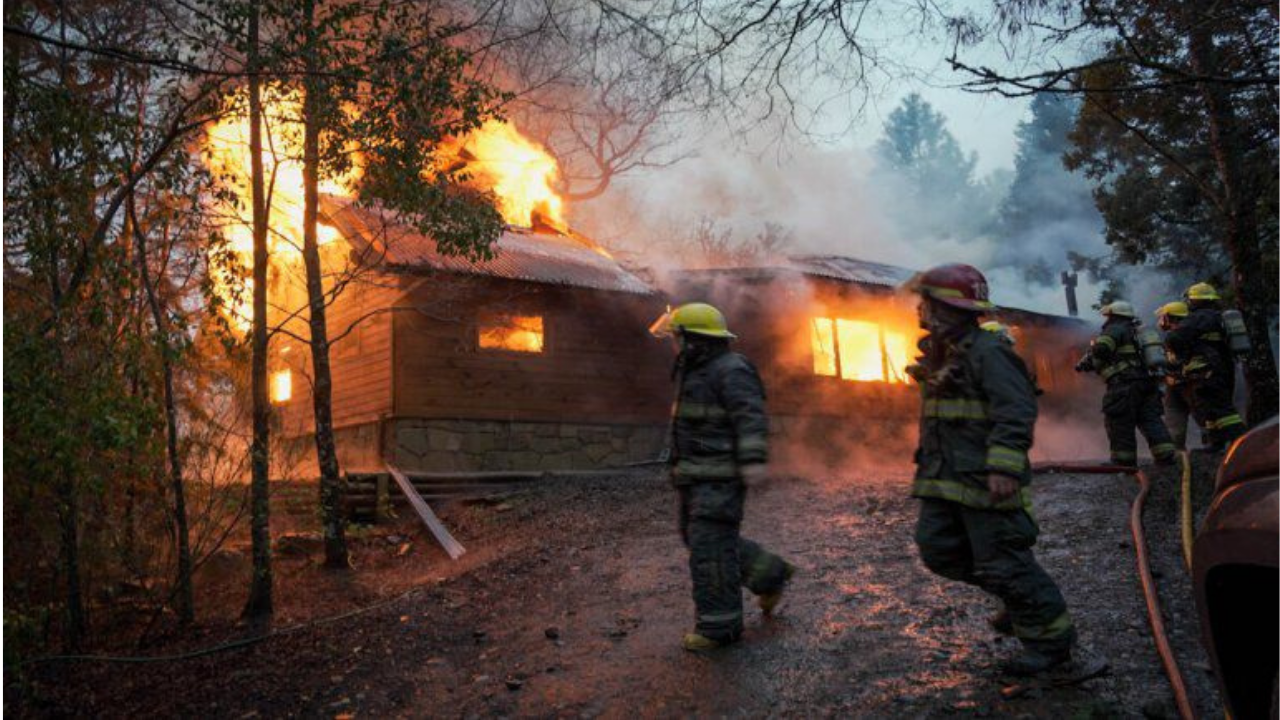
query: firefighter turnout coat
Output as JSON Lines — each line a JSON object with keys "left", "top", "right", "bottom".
{"left": 1088, "top": 318, "right": 1176, "bottom": 465}
{"left": 668, "top": 341, "right": 790, "bottom": 644}
{"left": 1165, "top": 305, "right": 1246, "bottom": 445}
{"left": 671, "top": 346, "right": 769, "bottom": 482}
{"left": 910, "top": 323, "right": 1075, "bottom": 652}
{"left": 911, "top": 325, "right": 1036, "bottom": 510}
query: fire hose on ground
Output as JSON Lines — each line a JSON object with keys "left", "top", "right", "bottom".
{"left": 1034, "top": 458, "right": 1197, "bottom": 720}
{"left": 1179, "top": 451, "right": 1194, "bottom": 572}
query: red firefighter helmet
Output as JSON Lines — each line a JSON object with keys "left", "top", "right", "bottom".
{"left": 904, "top": 263, "right": 995, "bottom": 312}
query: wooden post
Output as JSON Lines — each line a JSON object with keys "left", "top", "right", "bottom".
{"left": 375, "top": 472, "right": 390, "bottom": 523}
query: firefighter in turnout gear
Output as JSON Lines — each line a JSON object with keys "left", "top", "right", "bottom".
{"left": 1165, "top": 283, "right": 1247, "bottom": 450}
{"left": 649, "top": 302, "right": 794, "bottom": 652}
{"left": 1074, "top": 301, "right": 1177, "bottom": 466}
{"left": 905, "top": 264, "right": 1077, "bottom": 677}
{"left": 981, "top": 321, "right": 1044, "bottom": 396}
{"left": 1155, "top": 302, "right": 1194, "bottom": 450}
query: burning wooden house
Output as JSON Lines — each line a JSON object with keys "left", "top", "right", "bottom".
{"left": 209, "top": 106, "right": 1093, "bottom": 487}
{"left": 666, "top": 256, "right": 1096, "bottom": 471}
{"left": 209, "top": 119, "right": 678, "bottom": 484}
{"left": 270, "top": 198, "right": 672, "bottom": 478}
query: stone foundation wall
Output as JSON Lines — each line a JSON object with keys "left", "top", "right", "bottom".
{"left": 390, "top": 418, "right": 667, "bottom": 473}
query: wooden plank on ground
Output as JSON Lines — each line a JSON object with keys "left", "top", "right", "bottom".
{"left": 385, "top": 463, "right": 467, "bottom": 560}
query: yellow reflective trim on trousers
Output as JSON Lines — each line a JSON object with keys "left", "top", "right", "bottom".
{"left": 911, "top": 478, "right": 1032, "bottom": 511}
{"left": 987, "top": 445, "right": 1028, "bottom": 472}
{"left": 1013, "top": 611, "right": 1074, "bottom": 641}
{"left": 1111, "top": 450, "right": 1137, "bottom": 463}
{"left": 923, "top": 398, "right": 989, "bottom": 420}
{"left": 737, "top": 435, "right": 768, "bottom": 454}
{"left": 676, "top": 402, "right": 728, "bottom": 420}
{"left": 699, "top": 611, "right": 743, "bottom": 623}
{"left": 1206, "top": 414, "right": 1244, "bottom": 430}
{"left": 1151, "top": 443, "right": 1177, "bottom": 458}
{"left": 675, "top": 459, "right": 738, "bottom": 477}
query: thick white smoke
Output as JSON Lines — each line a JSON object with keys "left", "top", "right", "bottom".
{"left": 569, "top": 138, "right": 1113, "bottom": 315}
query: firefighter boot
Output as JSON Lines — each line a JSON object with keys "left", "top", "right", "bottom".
{"left": 757, "top": 562, "right": 796, "bottom": 616}
{"left": 1000, "top": 641, "right": 1073, "bottom": 677}
{"left": 682, "top": 632, "right": 730, "bottom": 652}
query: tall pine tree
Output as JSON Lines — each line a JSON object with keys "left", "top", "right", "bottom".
{"left": 994, "top": 95, "right": 1104, "bottom": 285}
{"left": 871, "top": 93, "right": 990, "bottom": 244}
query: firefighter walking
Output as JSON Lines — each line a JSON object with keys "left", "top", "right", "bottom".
{"left": 905, "top": 264, "right": 1077, "bottom": 676}
{"left": 650, "top": 302, "right": 794, "bottom": 651}
{"left": 1164, "top": 283, "right": 1248, "bottom": 450}
{"left": 1155, "top": 302, "right": 1194, "bottom": 450}
{"left": 1074, "top": 301, "right": 1177, "bottom": 466}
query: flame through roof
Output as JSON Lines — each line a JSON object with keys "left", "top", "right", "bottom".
{"left": 320, "top": 195, "right": 654, "bottom": 295}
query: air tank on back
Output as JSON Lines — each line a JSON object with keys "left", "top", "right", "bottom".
{"left": 1221, "top": 308, "right": 1252, "bottom": 354}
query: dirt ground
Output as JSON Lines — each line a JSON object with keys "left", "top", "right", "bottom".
{"left": 15, "top": 461, "right": 1225, "bottom": 719}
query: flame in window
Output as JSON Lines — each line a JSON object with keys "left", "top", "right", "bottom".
{"left": 812, "top": 318, "right": 838, "bottom": 376}
{"left": 270, "top": 369, "right": 293, "bottom": 403}
{"left": 479, "top": 314, "right": 544, "bottom": 353}
{"left": 810, "top": 316, "right": 914, "bottom": 383}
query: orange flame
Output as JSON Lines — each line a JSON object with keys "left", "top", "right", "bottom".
{"left": 440, "top": 120, "right": 564, "bottom": 228}
{"left": 810, "top": 313, "right": 919, "bottom": 384}
{"left": 478, "top": 313, "right": 545, "bottom": 353}
{"left": 203, "top": 91, "right": 357, "bottom": 331}
{"left": 204, "top": 99, "right": 568, "bottom": 331}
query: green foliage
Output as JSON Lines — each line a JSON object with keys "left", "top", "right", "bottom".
{"left": 1065, "top": 56, "right": 1231, "bottom": 289}
{"left": 249, "top": 0, "right": 507, "bottom": 262}
{"left": 1062, "top": 3, "right": 1277, "bottom": 307}
{"left": 352, "top": 16, "right": 507, "bottom": 260}
{"left": 4, "top": 0, "right": 229, "bottom": 650}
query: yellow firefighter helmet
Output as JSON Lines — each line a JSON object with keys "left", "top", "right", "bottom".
{"left": 1185, "top": 282, "right": 1220, "bottom": 301}
{"left": 1101, "top": 301, "right": 1136, "bottom": 318}
{"left": 648, "top": 302, "right": 736, "bottom": 339}
{"left": 1154, "top": 301, "right": 1189, "bottom": 319}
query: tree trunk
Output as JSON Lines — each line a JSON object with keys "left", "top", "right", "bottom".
{"left": 302, "top": 0, "right": 349, "bottom": 569}
{"left": 57, "top": 474, "right": 85, "bottom": 651}
{"left": 1186, "top": 14, "right": 1280, "bottom": 425}
{"left": 130, "top": 198, "right": 194, "bottom": 625}
{"left": 244, "top": 0, "right": 274, "bottom": 619}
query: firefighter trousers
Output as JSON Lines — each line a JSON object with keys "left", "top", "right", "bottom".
{"left": 1186, "top": 368, "right": 1246, "bottom": 449}
{"left": 678, "top": 481, "right": 790, "bottom": 642}
{"left": 915, "top": 498, "right": 1074, "bottom": 651}
{"left": 1102, "top": 377, "right": 1177, "bottom": 465}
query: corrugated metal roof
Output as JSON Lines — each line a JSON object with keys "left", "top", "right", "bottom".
{"left": 320, "top": 196, "right": 655, "bottom": 295}
{"left": 664, "top": 255, "right": 916, "bottom": 288}
{"left": 784, "top": 255, "right": 916, "bottom": 287}
{"left": 669, "top": 256, "right": 1087, "bottom": 327}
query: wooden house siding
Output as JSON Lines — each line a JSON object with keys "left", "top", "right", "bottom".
{"left": 275, "top": 267, "right": 402, "bottom": 436}
{"left": 391, "top": 276, "right": 670, "bottom": 425}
